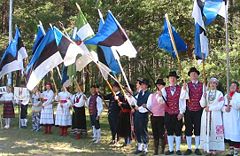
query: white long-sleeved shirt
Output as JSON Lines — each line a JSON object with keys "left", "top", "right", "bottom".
{"left": 0, "top": 92, "right": 14, "bottom": 102}
{"left": 41, "top": 90, "right": 54, "bottom": 107}
{"left": 161, "top": 85, "right": 187, "bottom": 114}
{"left": 86, "top": 95, "right": 103, "bottom": 116}
{"left": 71, "top": 92, "right": 87, "bottom": 107}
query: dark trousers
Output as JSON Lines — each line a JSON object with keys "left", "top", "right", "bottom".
{"left": 184, "top": 108, "right": 203, "bottom": 136}
{"left": 21, "top": 104, "right": 28, "bottom": 119}
{"left": 90, "top": 114, "right": 100, "bottom": 129}
{"left": 151, "top": 116, "right": 165, "bottom": 140}
{"left": 135, "top": 111, "right": 149, "bottom": 144}
{"left": 108, "top": 113, "right": 119, "bottom": 140}
{"left": 164, "top": 113, "right": 182, "bottom": 136}
{"left": 72, "top": 106, "right": 86, "bottom": 130}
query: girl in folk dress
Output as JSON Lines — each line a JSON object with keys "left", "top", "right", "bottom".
{"left": 55, "top": 87, "right": 72, "bottom": 136}
{"left": 200, "top": 77, "right": 225, "bottom": 155}
{"left": 31, "top": 86, "right": 42, "bottom": 132}
{"left": 40, "top": 82, "right": 54, "bottom": 134}
{"left": 0, "top": 86, "right": 15, "bottom": 129}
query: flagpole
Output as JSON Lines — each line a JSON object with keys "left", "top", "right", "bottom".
{"left": 225, "top": 0, "right": 230, "bottom": 96}
{"left": 165, "top": 14, "right": 185, "bottom": 83}
{"left": 7, "top": 0, "right": 13, "bottom": 86}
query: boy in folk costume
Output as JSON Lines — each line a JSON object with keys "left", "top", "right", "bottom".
{"left": 222, "top": 81, "right": 240, "bottom": 156}
{"left": 55, "top": 87, "right": 72, "bottom": 136}
{"left": 134, "top": 79, "right": 151, "bottom": 155}
{"left": 40, "top": 82, "right": 54, "bottom": 134}
{"left": 182, "top": 67, "right": 204, "bottom": 155}
{"left": 31, "top": 86, "right": 42, "bottom": 132}
{"left": 200, "top": 77, "right": 225, "bottom": 155}
{"left": 146, "top": 78, "right": 166, "bottom": 155}
{"left": 86, "top": 85, "right": 103, "bottom": 144}
{"left": 162, "top": 71, "right": 186, "bottom": 155}
{"left": 104, "top": 82, "right": 122, "bottom": 145}
{"left": 71, "top": 85, "right": 87, "bottom": 136}
{"left": 0, "top": 86, "right": 15, "bottom": 129}
{"left": 17, "top": 83, "right": 30, "bottom": 128}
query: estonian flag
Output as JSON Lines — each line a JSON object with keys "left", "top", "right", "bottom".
{"left": 26, "top": 27, "right": 84, "bottom": 90}
{"left": 97, "top": 9, "right": 121, "bottom": 75}
{"left": 192, "top": 0, "right": 209, "bottom": 60}
{"left": 85, "top": 10, "right": 137, "bottom": 58}
{"left": 32, "top": 25, "right": 45, "bottom": 54}
{"left": 158, "top": 18, "right": 187, "bottom": 58}
{"left": 0, "top": 27, "right": 28, "bottom": 79}
{"left": 203, "top": 0, "right": 227, "bottom": 26}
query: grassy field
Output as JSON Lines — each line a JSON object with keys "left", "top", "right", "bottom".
{"left": 0, "top": 106, "right": 227, "bottom": 156}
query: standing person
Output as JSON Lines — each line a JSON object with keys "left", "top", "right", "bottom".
{"left": 31, "top": 86, "right": 42, "bottom": 132}
{"left": 71, "top": 85, "right": 87, "bottom": 136}
{"left": 183, "top": 67, "right": 204, "bottom": 155}
{"left": 40, "top": 82, "right": 54, "bottom": 134}
{"left": 162, "top": 71, "right": 186, "bottom": 155}
{"left": 55, "top": 87, "right": 72, "bottom": 136}
{"left": 222, "top": 81, "right": 240, "bottom": 156}
{"left": 104, "top": 82, "right": 122, "bottom": 145}
{"left": 17, "top": 83, "right": 30, "bottom": 128}
{"left": 134, "top": 79, "right": 151, "bottom": 155}
{"left": 117, "top": 84, "right": 134, "bottom": 146}
{"left": 200, "top": 77, "right": 225, "bottom": 155}
{"left": 146, "top": 78, "right": 166, "bottom": 155}
{"left": 0, "top": 86, "right": 15, "bottom": 129}
{"left": 86, "top": 85, "right": 103, "bottom": 144}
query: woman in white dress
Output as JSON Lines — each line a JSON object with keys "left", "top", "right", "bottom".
{"left": 40, "top": 82, "right": 54, "bottom": 134}
{"left": 200, "top": 77, "right": 225, "bottom": 155}
{"left": 55, "top": 87, "right": 72, "bottom": 136}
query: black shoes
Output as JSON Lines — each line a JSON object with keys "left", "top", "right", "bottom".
{"left": 176, "top": 150, "right": 182, "bottom": 155}
{"left": 195, "top": 149, "right": 202, "bottom": 155}
{"left": 184, "top": 149, "right": 192, "bottom": 155}
{"left": 134, "top": 150, "right": 142, "bottom": 155}
{"left": 165, "top": 150, "right": 174, "bottom": 155}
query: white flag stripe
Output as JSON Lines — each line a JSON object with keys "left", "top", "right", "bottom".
{"left": 27, "top": 52, "right": 63, "bottom": 90}
{"left": 112, "top": 39, "right": 137, "bottom": 58}
{"left": 218, "top": 1, "right": 227, "bottom": 19}
{"left": 63, "top": 42, "right": 85, "bottom": 66}
{"left": 192, "top": 0, "right": 206, "bottom": 30}
{"left": 97, "top": 61, "right": 112, "bottom": 80}
{"left": 200, "top": 32, "right": 209, "bottom": 57}
{"left": 76, "top": 23, "right": 94, "bottom": 41}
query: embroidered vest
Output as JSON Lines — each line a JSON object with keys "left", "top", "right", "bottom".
{"left": 151, "top": 93, "right": 165, "bottom": 116}
{"left": 166, "top": 85, "right": 181, "bottom": 115}
{"left": 187, "top": 82, "right": 203, "bottom": 111}
{"left": 89, "top": 95, "right": 98, "bottom": 115}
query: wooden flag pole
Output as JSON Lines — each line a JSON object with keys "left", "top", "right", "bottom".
{"left": 165, "top": 14, "right": 185, "bottom": 83}
{"left": 225, "top": 0, "right": 230, "bottom": 96}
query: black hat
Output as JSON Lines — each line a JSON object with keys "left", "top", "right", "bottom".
{"left": 136, "top": 77, "right": 143, "bottom": 82}
{"left": 155, "top": 78, "right": 166, "bottom": 86}
{"left": 188, "top": 67, "right": 200, "bottom": 76}
{"left": 112, "top": 82, "right": 120, "bottom": 88}
{"left": 125, "top": 83, "right": 135, "bottom": 92}
{"left": 91, "top": 84, "right": 99, "bottom": 88}
{"left": 167, "top": 71, "right": 180, "bottom": 79}
{"left": 140, "top": 78, "right": 150, "bottom": 86}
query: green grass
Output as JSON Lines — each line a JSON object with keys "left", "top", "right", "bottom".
{"left": 0, "top": 106, "right": 228, "bottom": 155}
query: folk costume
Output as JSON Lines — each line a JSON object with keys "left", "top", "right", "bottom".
{"left": 146, "top": 79, "right": 166, "bottom": 155}
{"left": 40, "top": 84, "right": 54, "bottom": 134}
{"left": 55, "top": 90, "right": 72, "bottom": 136}
{"left": 71, "top": 91, "right": 87, "bottom": 135}
{"left": 183, "top": 67, "right": 204, "bottom": 155}
{"left": 199, "top": 78, "right": 225, "bottom": 152}
{"left": 222, "top": 87, "right": 240, "bottom": 156}
{"left": 134, "top": 79, "right": 151, "bottom": 154}
{"left": 31, "top": 91, "right": 42, "bottom": 131}
{"left": 0, "top": 90, "right": 15, "bottom": 129}
{"left": 162, "top": 71, "right": 186, "bottom": 155}
{"left": 86, "top": 92, "right": 103, "bottom": 143}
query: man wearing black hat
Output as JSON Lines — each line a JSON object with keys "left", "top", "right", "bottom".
{"left": 133, "top": 78, "right": 151, "bottom": 155}
{"left": 183, "top": 67, "right": 203, "bottom": 155}
{"left": 104, "top": 82, "right": 123, "bottom": 144}
{"left": 146, "top": 78, "right": 166, "bottom": 155}
{"left": 162, "top": 71, "right": 186, "bottom": 155}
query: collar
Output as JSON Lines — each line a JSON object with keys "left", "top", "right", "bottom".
{"left": 191, "top": 80, "right": 199, "bottom": 84}
{"left": 115, "top": 91, "right": 120, "bottom": 94}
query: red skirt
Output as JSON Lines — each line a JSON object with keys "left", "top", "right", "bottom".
{"left": 3, "top": 101, "right": 15, "bottom": 118}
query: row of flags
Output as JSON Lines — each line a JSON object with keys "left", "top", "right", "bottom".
{"left": 0, "top": 0, "right": 228, "bottom": 90}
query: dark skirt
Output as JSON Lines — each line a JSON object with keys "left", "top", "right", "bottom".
{"left": 72, "top": 106, "right": 86, "bottom": 130}
{"left": 117, "top": 111, "right": 131, "bottom": 138}
{"left": 3, "top": 101, "right": 15, "bottom": 118}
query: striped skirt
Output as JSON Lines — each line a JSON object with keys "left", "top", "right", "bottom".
{"left": 3, "top": 101, "right": 15, "bottom": 118}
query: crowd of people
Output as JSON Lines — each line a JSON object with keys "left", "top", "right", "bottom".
{"left": 0, "top": 67, "right": 240, "bottom": 156}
